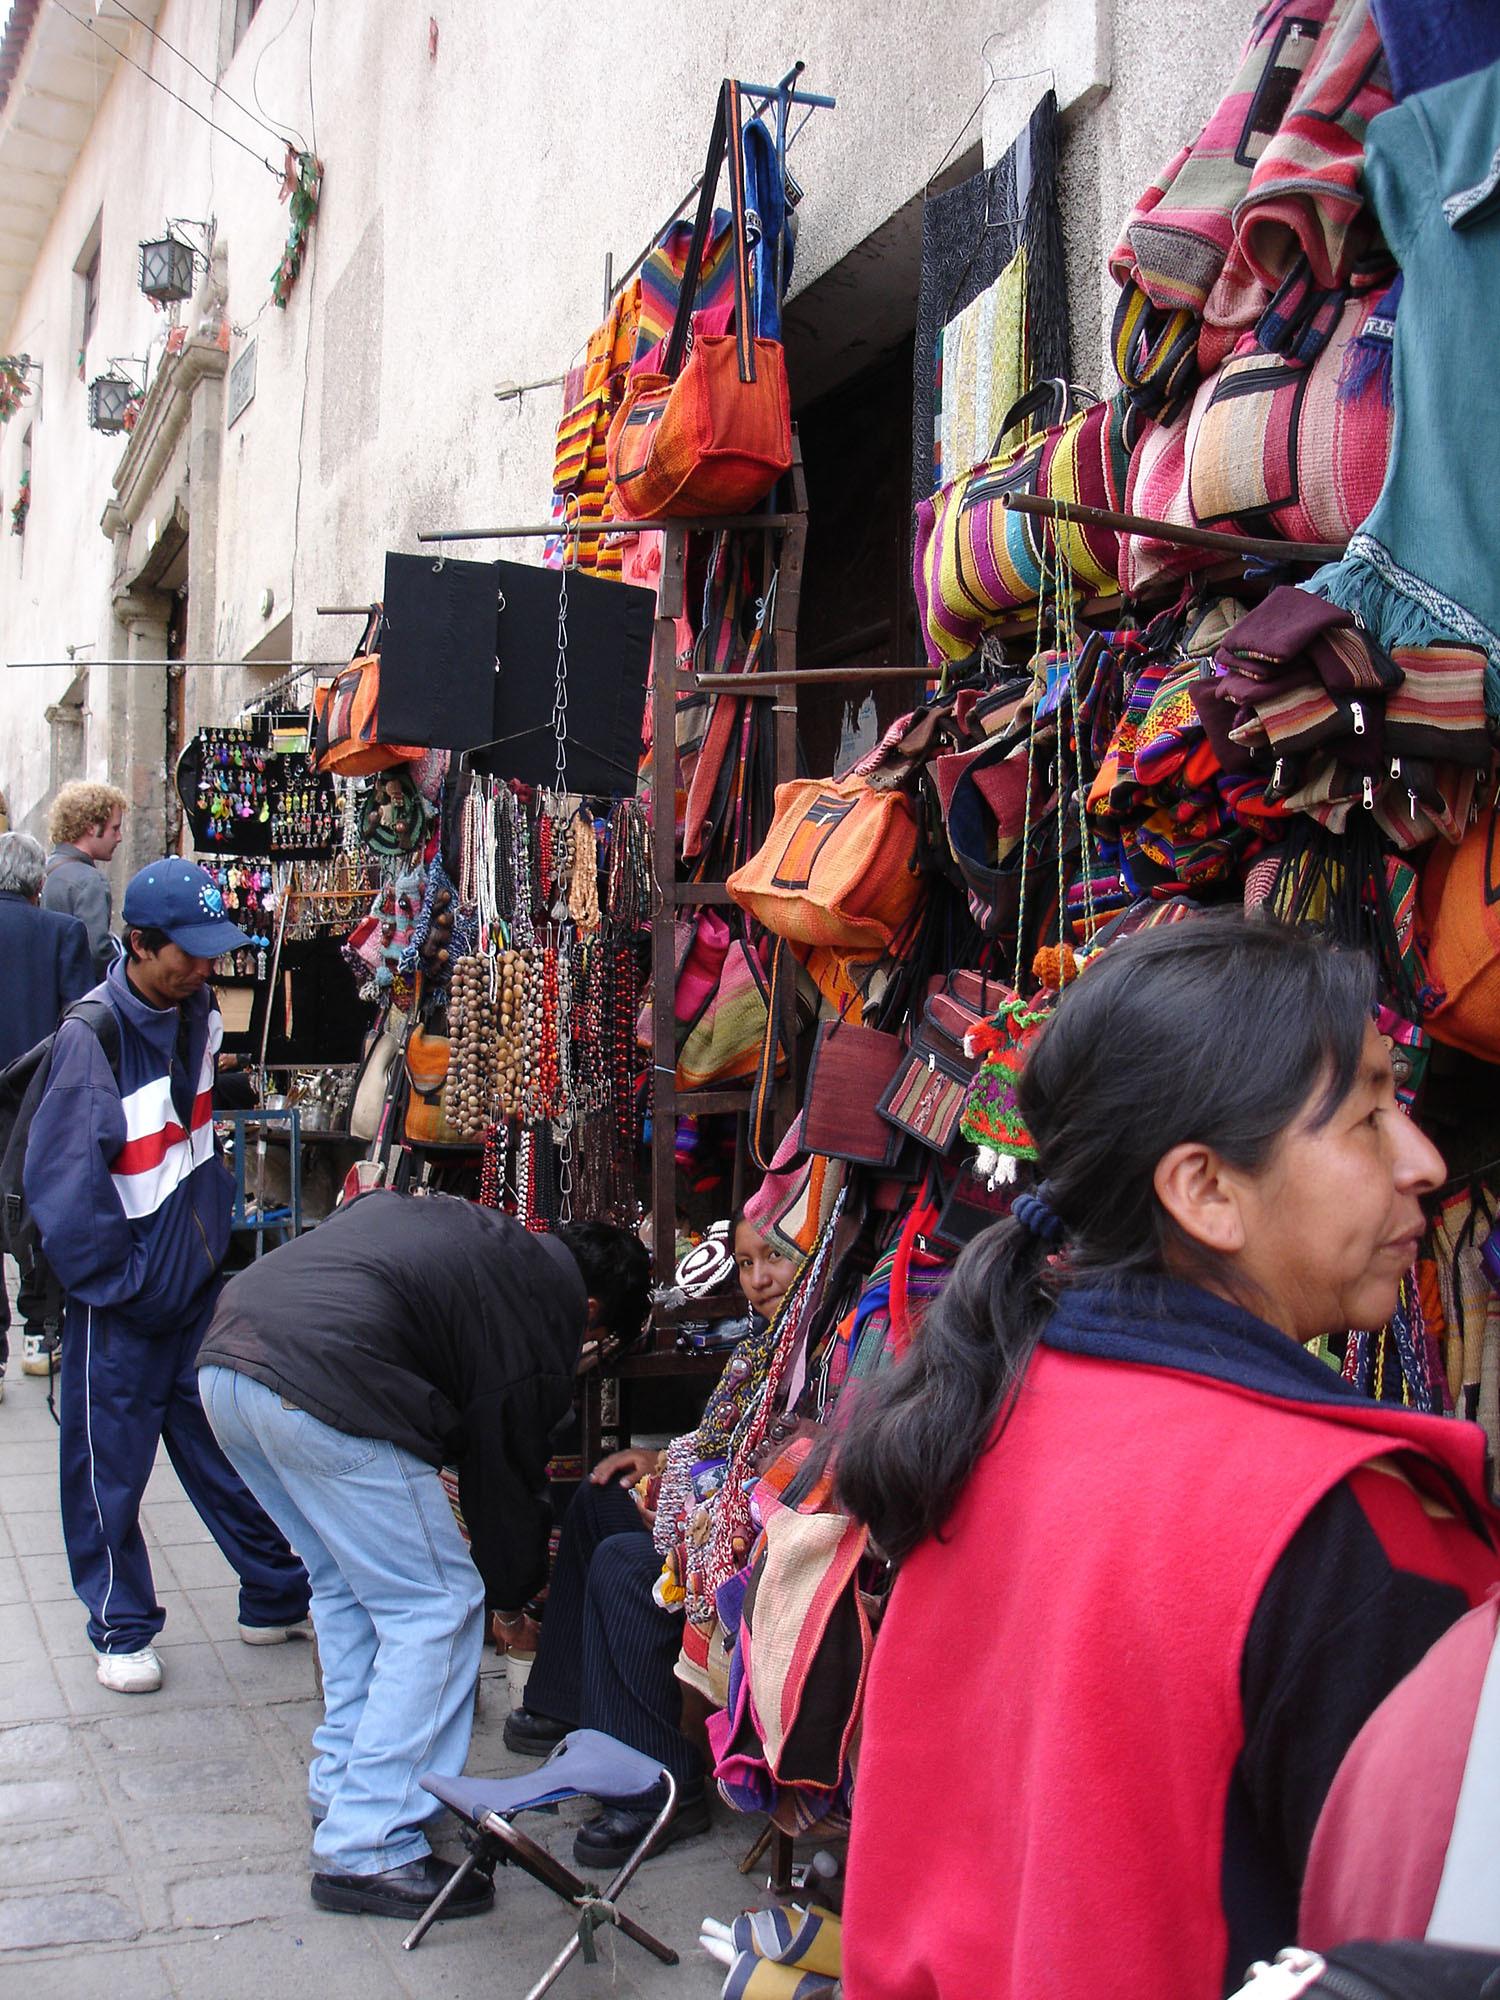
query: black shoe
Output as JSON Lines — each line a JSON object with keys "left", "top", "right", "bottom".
{"left": 310, "top": 1854, "right": 494, "bottom": 1919}
{"left": 503, "top": 1704, "right": 570, "bottom": 1756}
{"left": 571, "top": 1788, "right": 711, "bottom": 1870}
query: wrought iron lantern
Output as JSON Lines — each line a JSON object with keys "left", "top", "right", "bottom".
{"left": 136, "top": 218, "right": 213, "bottom": 307}
{"left": 138, "top": 234, "right": 196, "bottom": 306}
{"left": 88, "top": 357, "right": 147, "bottom": 435}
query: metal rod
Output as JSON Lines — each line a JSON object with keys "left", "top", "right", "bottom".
{"left": 5, "top": 668, "right": 334, "bottom": 684}
{"left": 493, "top": 373, "right": 565, "bottom": 403}
{"left": 419, "top": 514, "right": 799, "bottom": 542}
{"left": 603, "top": 66, "right": 831, "bottom": 306}
{"left": 998, "top": 489, "right": 1346, "bottom": 565}
{"left": 740, "top": 80, "right": 836, "bottom": 105}
{"left": 315, "top": 605, "right": 373, "bottom": 616}
{"left": 690, "top": 665, "right": 931, "bottom": 687}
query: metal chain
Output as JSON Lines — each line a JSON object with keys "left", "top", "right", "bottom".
{"left": 553, "top": 498, "right": 578, "bottom": 792}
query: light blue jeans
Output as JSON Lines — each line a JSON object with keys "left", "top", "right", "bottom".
{"left": 199, "top": 1366, "right": 485, "bottom": 1876}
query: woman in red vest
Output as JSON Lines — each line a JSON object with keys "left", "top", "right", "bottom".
{"left": 838, "top": 914, "right": 1500, "bottom": 2000}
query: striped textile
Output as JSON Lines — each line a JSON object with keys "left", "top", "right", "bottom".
{"left": 633, "top": 212, "right": 736, "bottom": 365}
{"left": 934, "top": 247, "right": 1028, "bottom": 486}
{"left": 1111, "top": 0, "right": 1391, "bottom": 366}
{"left": 1386, "top": 643, "right": 1491, "bottom": 763}
{"left": 549, "top": 279, "right": 641, "bottom": 580}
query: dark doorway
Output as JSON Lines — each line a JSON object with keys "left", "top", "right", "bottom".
{"left": 792, "top": 336, "right": 924, "bottom": 775}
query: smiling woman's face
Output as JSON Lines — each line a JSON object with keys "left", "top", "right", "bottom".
{"left": 1223, "top": 1021, "right": 1445, "bottom": 1342}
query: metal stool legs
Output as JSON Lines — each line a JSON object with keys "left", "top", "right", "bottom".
{"left": 401, "top": 1774, "right": 680, "bottom": 2000}
{"left": 399, "top": 1832, "right": 499, "bottom": 1952}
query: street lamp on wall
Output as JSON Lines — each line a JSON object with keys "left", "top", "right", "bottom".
{"left": 136, "top": 218, "right": 214, "bottom": 307}
{"left": 87, "top": 357, "right": 147, "bottom": 434}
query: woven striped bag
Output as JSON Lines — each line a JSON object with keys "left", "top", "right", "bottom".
{"left": 913, "top": 381, "right": 1139, "bottom": 667}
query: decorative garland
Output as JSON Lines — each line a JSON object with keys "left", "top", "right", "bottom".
{"left": 272, "top": 147, "right": 323, "bottom": 309}
{"left": 9, "top": 470, "right": 29, "bottom": 537}
{"left": 0, "top": 356, "right": 31, "bottom": 424}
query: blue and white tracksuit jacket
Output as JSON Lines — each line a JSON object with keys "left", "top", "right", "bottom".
{"left": 24, "top": 961, "right": 308, "bottom": 1653}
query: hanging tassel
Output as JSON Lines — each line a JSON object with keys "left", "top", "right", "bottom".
{"left": 1337, "top": 273, "right": 1402, "bottom": 408}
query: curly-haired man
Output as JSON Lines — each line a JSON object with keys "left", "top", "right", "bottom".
{"left": 43, "top": 780, "right": 128, "bottom": 977}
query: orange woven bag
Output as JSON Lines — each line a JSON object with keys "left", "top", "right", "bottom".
{"left": 726, "top": 776, "right": 922, "bottom": 957}
{"left": 313, "top": 608, "right": 426, "bottom": 777}
{"left": 1419, "top": 805, "right": 1500, "bottom": 1061}
{"left": 605, "top": 80, "right": 791, "bottom": 521}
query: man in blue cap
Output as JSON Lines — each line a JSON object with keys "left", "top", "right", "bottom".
{"left": 24, "top": 859, "right": 310, "bottom": 1693}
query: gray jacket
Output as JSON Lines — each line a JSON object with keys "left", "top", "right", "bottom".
{"left": 42, "top": 845, "right": 116, "bottom": 977}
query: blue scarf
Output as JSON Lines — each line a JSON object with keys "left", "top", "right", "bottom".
{"left": 1041, "top": 1274, "right": 1364, "bottom": 1408}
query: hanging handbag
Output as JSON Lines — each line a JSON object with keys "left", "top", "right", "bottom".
{"left": 403, "top": 999, "right": 471, "bottom": 1148}
{"left": 349, "top": 1003, "right": 405, "bottom": 1144}
{"left": 877, "top": 990, "right": 985, "bottom": 1154}
{"left": 912, "top": 379, "right": 1140, "bottom": 668}
{"left": 1123, "top": 289, "right": 1395, "bottom": 594}
{"left": 800, "top": 1017, "right": 909, "bottom": 1167}
{"left": 726, "top": 774, "right": 922, "bottom": 957}
{"left": 313, "top": 608, "right": 427, "bottom": 777}
{"left": 605, "top": 80, "right": 792, "bottom": 520}
{"left": 1419, "top": 806, "right": 1500, "bottom": 1062}
{"left": 676, "top": 922, "right": 785, "bottom": 1092}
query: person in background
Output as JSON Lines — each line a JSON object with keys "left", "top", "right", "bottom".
{"left": 504, "top": 1210, "right": 797, "bottom": 1870}
{"left": 42, "top": 780, "right": 127, "bottom": 978}
{"left": 0, "top": 832, "right": 92, "bottom": 1395}
{"left": 1299, "top": 1591, "right": 1500, "bottom": 1954}
{"left": 197, "top": 1198, "right": 650, "bottom": 1923}
{"left": 24, "top": 859, "right": 311, "bottom": 1695}
{"left": 837, "top": 916, "right": 1500, "bottom": 2000}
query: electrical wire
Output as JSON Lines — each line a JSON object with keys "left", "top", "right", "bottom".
{"left": 50, "top": 0, "right": 283, "bottom": 178}
{"left": 98, "top": 0, "right": 304, "bottom": 152}
{"left": 250, "top": 0, "right": 313, "bottom": 153}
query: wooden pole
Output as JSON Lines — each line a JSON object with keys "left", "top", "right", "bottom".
{"left": 998, "top": 489, "right": 1346, "bottom": 565}
{"left": 417, "top": 515, "right": 800, "bottom": 543}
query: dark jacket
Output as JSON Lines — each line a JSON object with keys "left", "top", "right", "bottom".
{"left": 24, "top": 960, "right": 232, "bottom": 1328}
{"left": 0, "top": 893, "right": 93, "bottom": 1069}
{"left": 197, "top": 1193, "right": 587, "bottom": 1610}
{"left": 42, "top": 844, "right": 115, "bottom": 977}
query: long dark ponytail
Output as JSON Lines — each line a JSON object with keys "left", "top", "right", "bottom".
{"left": 836, "top": 914, "right": 1374, "bottom": 1563}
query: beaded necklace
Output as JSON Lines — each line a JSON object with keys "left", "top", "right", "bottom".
{"left": 567, "top": 808, "right": 601, "bottom": 931}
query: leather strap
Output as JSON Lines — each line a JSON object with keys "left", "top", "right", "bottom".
{"left": 663, "top": 79, "right": 755, "bottom": 385}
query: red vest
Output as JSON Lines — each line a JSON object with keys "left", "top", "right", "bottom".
{"left": 843, "top": 1346, "right": 1500, "bottom": 2000}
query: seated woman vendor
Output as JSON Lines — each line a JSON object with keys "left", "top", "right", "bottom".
{"left": 837, "top": 915, "right": 1500, "bottom": 2000}
{"left": 502, "top": 1210, "right": 797, "bottom": 1869}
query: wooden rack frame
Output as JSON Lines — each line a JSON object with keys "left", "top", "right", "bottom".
{"left": 582, "top": 441, "right": 815, "bottom": 1466}
{"left": 647, "top": 441, "right": 809, "bottom": 1311}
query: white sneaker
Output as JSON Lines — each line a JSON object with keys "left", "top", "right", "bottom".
{"left": 238, "top": 1619, "right": 313, "bottom": 1646}
{"left": 93, "top": 1645, "right": 163, "bottom": 1694}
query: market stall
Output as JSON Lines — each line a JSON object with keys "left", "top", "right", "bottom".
{"left": 181, "top": 28, "right": 1500, "bottom": 1969}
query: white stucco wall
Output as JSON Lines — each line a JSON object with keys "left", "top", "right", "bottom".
{"left": 0, "top": 0, "right": 1264, "bottom": 848}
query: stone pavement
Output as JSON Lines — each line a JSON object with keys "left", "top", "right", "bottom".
{"left": 0, "top": 1359, "right": 768, "bottom": 2000}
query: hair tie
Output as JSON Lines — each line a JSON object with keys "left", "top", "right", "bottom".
{"left": 1012, "top": 1185, "right": 1066, "bottom": 1244}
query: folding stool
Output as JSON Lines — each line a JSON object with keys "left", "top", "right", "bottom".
{"left": 401, "top": 1728, "right": 681, "bottom": 1998}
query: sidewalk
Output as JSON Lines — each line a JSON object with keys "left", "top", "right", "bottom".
{"left": 0, "top": 1359, "right": 757, "bottom": 1999}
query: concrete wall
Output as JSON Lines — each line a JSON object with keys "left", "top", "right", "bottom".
{"left": 0, "top": 0, "right": 1262, "bottom": 859}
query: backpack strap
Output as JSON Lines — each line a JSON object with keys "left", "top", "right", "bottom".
{"left": 60, "top": 996, "right": 122, "bottom": 1080}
